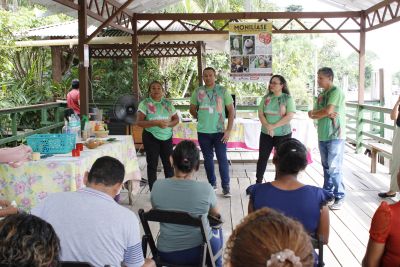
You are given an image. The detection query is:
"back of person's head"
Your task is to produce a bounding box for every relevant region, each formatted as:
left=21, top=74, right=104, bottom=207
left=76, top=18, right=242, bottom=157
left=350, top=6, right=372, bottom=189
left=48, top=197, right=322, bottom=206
left=273, top=138, right=308, bottom=175
left=88, top=156, right=125, bottom=186
left=225, top=208, right=314, bottom=267
left=318, top=67, right=334, bottom=81
left=0, top=213, right=60, bottom=267
left=71, top=79, right=79, bottom=89
left=172, top=140, right=200, bottom=174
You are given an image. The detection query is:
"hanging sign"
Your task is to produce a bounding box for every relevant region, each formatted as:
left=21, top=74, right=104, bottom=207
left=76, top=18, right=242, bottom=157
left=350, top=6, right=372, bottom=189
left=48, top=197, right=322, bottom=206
left=229, top=22, right=272, bottom=82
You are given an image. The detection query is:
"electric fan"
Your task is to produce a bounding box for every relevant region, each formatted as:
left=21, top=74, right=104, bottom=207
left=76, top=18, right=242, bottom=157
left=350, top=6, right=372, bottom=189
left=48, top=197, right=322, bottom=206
left=113, top=94, right=138, bottom=124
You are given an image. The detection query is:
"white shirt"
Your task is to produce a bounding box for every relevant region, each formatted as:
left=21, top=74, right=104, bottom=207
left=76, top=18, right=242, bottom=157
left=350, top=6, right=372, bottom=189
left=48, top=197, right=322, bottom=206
left=32, top=187, right=144, bottom=267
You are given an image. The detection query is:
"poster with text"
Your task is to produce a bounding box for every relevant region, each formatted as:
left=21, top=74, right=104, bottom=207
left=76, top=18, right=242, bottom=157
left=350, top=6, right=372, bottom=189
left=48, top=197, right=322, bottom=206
left=229, top=22, right=272, bottom=82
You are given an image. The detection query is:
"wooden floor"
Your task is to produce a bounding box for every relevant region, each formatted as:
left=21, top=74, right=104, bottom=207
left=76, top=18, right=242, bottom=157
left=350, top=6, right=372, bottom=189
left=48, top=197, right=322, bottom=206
left=120, top=146, right=397, bottom=267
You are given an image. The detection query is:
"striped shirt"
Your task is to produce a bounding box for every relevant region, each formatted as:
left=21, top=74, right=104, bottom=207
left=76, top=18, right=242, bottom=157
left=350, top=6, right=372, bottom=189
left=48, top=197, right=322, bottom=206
left=32, top=187, right=144, bottom=267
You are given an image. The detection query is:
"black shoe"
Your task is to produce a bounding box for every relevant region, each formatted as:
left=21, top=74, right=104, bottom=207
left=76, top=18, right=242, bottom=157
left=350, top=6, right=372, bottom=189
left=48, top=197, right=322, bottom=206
left=378, top=192, right=397, bottom=198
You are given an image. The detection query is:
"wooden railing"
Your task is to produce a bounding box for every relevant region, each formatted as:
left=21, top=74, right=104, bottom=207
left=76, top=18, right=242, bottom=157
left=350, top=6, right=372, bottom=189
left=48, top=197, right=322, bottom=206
left=0, top=102, right=65, bottom=146
left=345, top=101, right=394, bottom=158
left=0, top=100, right=395, bottom=157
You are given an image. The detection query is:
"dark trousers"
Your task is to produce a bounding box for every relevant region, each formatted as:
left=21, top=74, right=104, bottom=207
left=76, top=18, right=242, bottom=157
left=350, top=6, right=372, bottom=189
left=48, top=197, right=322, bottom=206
left=256, top=132, right=292, bottom=182
left=158, top=228, right=223, bottom=267
left=198, top=132, right=230, bottom=190
left=142, top=130, right=174, bottom=190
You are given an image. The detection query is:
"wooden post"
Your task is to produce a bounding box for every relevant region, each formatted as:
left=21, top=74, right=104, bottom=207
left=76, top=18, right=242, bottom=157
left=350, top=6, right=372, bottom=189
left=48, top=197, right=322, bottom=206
left=51, top=46, right=62, bottom=83
left=358, top=11, right=366, bottom=105
left=355, top=105, right=364, bottom=153
left=196, top=41, right=204, bottom=87
left=379, top=68, right=385, bottom=138
left=78, top=0, right=89, bottom=117
left=132, top=14, right=139, bottom=102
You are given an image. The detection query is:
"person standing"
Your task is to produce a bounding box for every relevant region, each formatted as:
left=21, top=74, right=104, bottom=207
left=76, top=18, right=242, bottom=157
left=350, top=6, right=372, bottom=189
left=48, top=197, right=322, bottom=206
left=66, top=79, right=80, bottom=115
left=189, top=67, right=235, bottom=197
left=378, top=96, right=400, bottom=198
left=137, top=81, right=179, bottom=191
left=308, top=67, right=346, bottom=210
left=255, top=75, right=296, bottom=184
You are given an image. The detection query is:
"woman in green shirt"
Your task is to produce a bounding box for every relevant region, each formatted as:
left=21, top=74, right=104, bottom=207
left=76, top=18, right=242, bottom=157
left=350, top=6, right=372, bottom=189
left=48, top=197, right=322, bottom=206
left=256, top=75, right=296, bottom=184
left=137, top=81, right=179, bottom=190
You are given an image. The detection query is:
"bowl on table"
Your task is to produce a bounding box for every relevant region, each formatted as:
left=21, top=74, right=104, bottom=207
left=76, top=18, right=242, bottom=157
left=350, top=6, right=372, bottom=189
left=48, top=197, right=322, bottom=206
left=94, top=130, right=109, bottom=138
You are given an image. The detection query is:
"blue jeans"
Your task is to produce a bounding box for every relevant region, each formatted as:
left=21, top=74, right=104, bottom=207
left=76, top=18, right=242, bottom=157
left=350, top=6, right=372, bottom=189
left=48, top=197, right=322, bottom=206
left=158, top=228, right=223, bottom=267
left=319, top=139, right=345, bottom=199
left=198, top=132, right=230, bottom=190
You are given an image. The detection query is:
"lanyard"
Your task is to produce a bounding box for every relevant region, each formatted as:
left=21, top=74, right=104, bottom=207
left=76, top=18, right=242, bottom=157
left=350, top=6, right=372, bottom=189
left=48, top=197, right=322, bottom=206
left=205, top=86, right=218, bottom=105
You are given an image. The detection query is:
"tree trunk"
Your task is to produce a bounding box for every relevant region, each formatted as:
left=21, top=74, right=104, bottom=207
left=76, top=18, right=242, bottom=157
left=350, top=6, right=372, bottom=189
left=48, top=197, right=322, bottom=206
left=1, top=0, right=8, bottom=10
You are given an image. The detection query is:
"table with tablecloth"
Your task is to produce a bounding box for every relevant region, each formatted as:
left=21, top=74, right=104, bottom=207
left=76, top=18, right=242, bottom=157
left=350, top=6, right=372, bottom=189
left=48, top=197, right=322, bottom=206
left=0, top=135, right=141, bottom=211
left=173, top=113, right=318, bottom=154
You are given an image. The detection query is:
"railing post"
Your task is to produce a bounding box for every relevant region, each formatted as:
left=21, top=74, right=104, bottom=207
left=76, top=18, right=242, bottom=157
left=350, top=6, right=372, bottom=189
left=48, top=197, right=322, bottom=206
left=55, top=107, right=63, bottom=123
left=41, top=108, right=49, bottom=125
left=355, top=104, right=364, bottom=153
left=11, top=113, right=17, bottom=137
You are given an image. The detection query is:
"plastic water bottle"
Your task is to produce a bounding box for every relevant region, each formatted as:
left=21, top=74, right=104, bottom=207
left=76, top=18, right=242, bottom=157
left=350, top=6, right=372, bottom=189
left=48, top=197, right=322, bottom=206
left=62, top=121, right=70, bottom=134
left=68, top=115, right=81, bottom=143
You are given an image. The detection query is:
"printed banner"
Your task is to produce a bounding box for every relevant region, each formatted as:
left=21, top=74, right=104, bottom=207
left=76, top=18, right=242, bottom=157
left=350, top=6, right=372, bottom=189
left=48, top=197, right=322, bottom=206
left=229, top=22, right=272, bottom=82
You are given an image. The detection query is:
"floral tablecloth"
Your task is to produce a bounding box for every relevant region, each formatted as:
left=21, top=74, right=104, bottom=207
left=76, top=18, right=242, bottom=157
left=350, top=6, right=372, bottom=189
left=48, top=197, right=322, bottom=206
left=173, top=115, right=318, bottom=152
left=0, top=135, right=141, bottom=211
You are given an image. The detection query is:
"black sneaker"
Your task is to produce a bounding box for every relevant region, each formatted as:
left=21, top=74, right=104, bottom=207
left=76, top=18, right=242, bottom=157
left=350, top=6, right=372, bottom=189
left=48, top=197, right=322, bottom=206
left=378, top=192, right=397, bottom=198
left=223, top=189, right=232, bottom=198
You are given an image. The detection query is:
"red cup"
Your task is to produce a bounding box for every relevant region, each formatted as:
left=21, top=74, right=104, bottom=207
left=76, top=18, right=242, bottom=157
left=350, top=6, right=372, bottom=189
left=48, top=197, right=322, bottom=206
left=76, top=143, right=84, bottom=151
left=72, top=149, right=80, bottom=157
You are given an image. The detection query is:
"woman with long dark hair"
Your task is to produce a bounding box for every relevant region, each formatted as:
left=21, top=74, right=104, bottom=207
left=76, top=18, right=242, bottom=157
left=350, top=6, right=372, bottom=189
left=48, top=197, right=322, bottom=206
left=255, top=75, right=296, bottom=184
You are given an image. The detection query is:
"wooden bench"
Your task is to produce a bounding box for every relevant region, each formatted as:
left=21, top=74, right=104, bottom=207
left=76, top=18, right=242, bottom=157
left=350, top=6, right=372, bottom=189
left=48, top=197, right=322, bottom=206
left=369, top=142, right=392, bottom=173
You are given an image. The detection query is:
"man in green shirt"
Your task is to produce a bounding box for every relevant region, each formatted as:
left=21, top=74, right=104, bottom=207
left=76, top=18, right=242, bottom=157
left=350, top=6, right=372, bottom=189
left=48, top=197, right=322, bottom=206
left=308, top=67, right=346, bottom=210
left=189, top=67, right=235, bottom=197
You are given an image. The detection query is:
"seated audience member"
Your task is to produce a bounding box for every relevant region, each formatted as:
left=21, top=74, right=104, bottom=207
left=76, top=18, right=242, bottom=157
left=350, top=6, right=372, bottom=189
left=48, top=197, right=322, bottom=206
left=0, top=213, right=60, bottom=267
left=32, top=156, right=154, bottom=267
left=225, top=207, right=314, bottom=267
left=151, top=140, right=223, bottom=266
left=248, top=138, right=333, bottom=245
left=362, top=168, right=400, bottom=267
left=0, top=200, right=18, bottom=218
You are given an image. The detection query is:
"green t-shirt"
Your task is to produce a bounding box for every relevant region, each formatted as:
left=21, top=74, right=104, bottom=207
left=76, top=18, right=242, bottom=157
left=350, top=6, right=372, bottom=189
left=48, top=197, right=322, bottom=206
left=138, top=97, right=176, bottom=141
left=151, top=179, right=217, bottom=252
left=258, top=93, right=296, bottom=136
left=315, top=86, right=346, bottom=141
left=190, top=84, right=233, bottom=133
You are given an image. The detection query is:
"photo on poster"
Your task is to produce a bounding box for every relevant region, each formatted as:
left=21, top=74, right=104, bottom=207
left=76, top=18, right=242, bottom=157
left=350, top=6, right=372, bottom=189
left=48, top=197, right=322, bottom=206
left=255, top=33, right=272, bottom=54
left=230, top=35, right=243, bottom=56
left=231, top=56, right=249, bottom=73
left=249, top=55, right=272, bottom=72
left=242, top=35, right=255, bottom=55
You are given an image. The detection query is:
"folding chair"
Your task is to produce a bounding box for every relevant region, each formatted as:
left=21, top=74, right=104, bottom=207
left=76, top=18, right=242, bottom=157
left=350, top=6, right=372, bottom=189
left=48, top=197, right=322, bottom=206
left=60, top=262, right=94, bottom=267
left=311, top=234, right=324, bottom=267
left=138, top=209, right=222, bottom=267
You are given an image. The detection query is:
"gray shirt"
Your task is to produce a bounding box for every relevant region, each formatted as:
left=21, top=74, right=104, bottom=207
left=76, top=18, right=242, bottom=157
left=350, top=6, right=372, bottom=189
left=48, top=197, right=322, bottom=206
left=32, top=187, right=144, bottom=267
left=151, top=179, right=217, bottom=252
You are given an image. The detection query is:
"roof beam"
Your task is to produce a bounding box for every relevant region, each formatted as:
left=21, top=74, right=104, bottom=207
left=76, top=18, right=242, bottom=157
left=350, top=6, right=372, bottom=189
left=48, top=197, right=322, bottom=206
left=86, top=0, right=136, bottom=43
left=135, top=11, right=361, bottom=20
left=365, top=0, right=400, bottom=31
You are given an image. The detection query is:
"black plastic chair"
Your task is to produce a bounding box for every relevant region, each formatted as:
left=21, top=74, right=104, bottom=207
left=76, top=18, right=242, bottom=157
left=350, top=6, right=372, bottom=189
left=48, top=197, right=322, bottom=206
left=60, top=262, right=94, bottom=267
left=0, top=262, right=93, bottom=267
left=138, top=209, right=222, bottom=267
left=311, top=234, right=324, bottom=267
